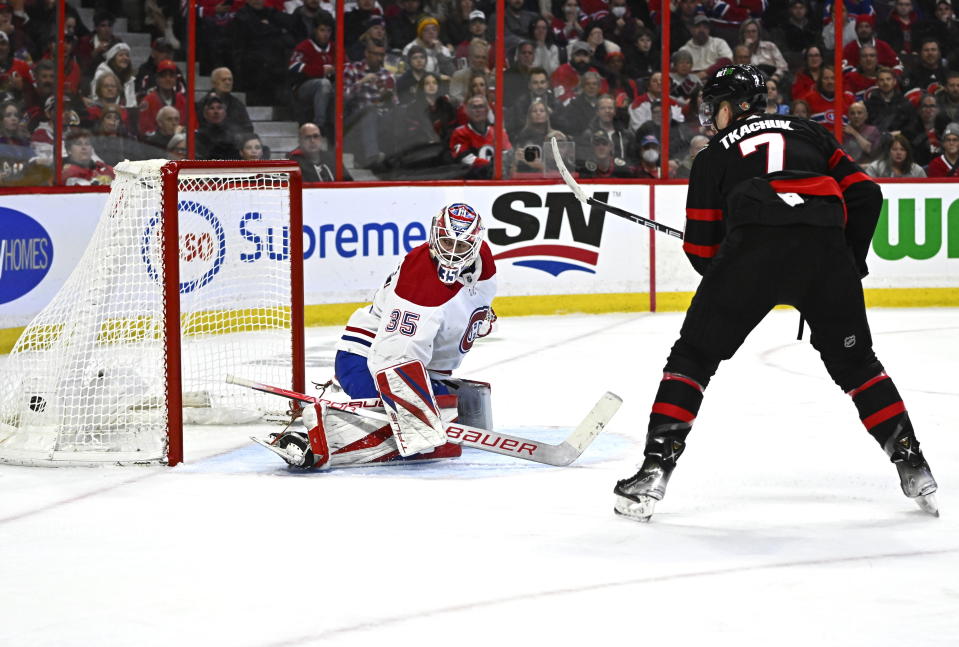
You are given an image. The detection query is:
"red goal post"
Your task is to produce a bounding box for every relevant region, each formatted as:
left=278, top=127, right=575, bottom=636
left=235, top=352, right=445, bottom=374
left=0, top=160, right=305, bottom=467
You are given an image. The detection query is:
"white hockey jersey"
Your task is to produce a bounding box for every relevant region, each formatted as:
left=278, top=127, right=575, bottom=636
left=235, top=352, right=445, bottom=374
left=335, top=242, right=497, bottom=376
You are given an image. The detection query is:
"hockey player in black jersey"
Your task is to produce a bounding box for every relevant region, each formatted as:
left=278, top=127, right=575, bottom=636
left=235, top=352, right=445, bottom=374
left=614, top=64, right=939, bottom=521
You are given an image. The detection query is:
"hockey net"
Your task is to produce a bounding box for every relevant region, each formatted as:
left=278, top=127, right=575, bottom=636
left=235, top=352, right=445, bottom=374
left=0, top=160, right=304, bottom=466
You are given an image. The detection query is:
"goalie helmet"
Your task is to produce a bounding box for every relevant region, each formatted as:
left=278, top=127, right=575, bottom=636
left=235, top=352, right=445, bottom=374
left=429, top=203, right=484, bottom=284
left=699, top=64, right=767, bottom=127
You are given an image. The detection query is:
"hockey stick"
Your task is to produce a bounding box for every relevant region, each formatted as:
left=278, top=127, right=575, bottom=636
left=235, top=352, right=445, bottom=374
left=226, top=375, right=622, bottom=467
left=549, top=137, right=684, bottom=239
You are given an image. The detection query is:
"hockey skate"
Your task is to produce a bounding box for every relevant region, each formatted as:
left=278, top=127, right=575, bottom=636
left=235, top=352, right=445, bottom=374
left=613, top=458, right=673, bottom=522
left=888, top=429, right=939, bottom=517
left=251, top=431, right=321, bottom=470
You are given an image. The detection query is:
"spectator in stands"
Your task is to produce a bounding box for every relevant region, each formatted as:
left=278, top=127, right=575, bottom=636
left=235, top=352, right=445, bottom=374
left=790, top=98, right=811, bottom=117
left=393, top=71, right=457, bottom=169
left=621, top=27, right=656, bottom=81
left=453, top=10, right=489, bottom=60
left=908, top=93, right=942, bottom=166
left=557, top=70, right=602, bottom=136
left=289, top=122, right=350, bottom=181
left=799, top=65, right=855, bottom=125
left=923, top=1, right=959, bottom=69
left=508, top=66, right=558, bottom=137
left=604, top=51, right=638, bottom=121
left=628, top=72, right=683, bottom=133
left=290, top=13, right=335, bottom=131
left=924, top=121, right=959, bottom=176
left=680, top=15, right=734, bottom=79
left=936, top=71, right=959, bottom=127
left=503, top=40, right=537, bottom=108
left=345, top=0, right=383, bottom=46
left=290, top=0, right=325, bottom=41
left=732, top=44, right=751, bottom=65
left=90, top=104, right=140, bottom=166
left=552, top=41, right=597, bottom=104
left=230, top=0, right=297, bottom=106
left=577, top=129, right=633, bottom=177
left=75, top=11, right=121, bottom=76
left=792, top=46, right=824, bottom=100
left=669, top=0, right=699, bottom=56
left=491, top=0, right=541, bottom=51
left=166, top=132, right=186, bottom=160
left=843, top=101, right=881, bottom=162
left=670, top=49, right=702, bottom=108
left=348, top=15, right=388, bottom=63
left=387, top=0, right=424, bottom=50
left=773, top=0, right=819, bottom=61
left=764, top=79, right=790, bottom=115
left=879, top=0, right=921, bottom=56
left=573, top=22, right=621, bottom=71
left=91, top=43, right=136, bottom=110
left=511, top=98, right=566, bottom=175
left=202, top=67, right=252, bottom=134
left=450, top=38, right=490, bottom=105
left=455, top=72, right=495, bottom=124
left=344, top=40, right=396, bottom=169
left=634, top=99, right=693, bottom=160
left=844, top=44, right=880, bottom=98
left=821, top=0, right=870, bottom=52
left=904, top=37, right=949, bottom=96
left=633, top=133, right=660, bottom=178
left=449, top=94, right=509, bottom=178
left=195, top=93, right=241, bottom=160
left=577, top=93, right=629, bottom=161
left=737, top=19, right=787, bottom=84
left=63, top=128, right=115, bottom=186
left=553, top=0, right=586, bottom=45
left=403, top=16, right=454, bottom=78
left=670, top=134, right=709, bottom=178
left=0, top=1, right=36, bottom=59
left=844, top=14, right=901, bottom=72
left=865, top=133, right=926, bottom=176
left=238, top=132, right=267, bottom=161
left=0, top=30, right=31, bottom=104
left=448, top=1, right=480, bottom=52
left=85, top=72, right=134, bottom=132
left=396, top=46, right=430, bottom=104
left=143, top=105, right=183, bottom=155
left=529, top=16, right=560, bottom=76
left=138, top=59, right=186, bottom=137
left=865, top=67, right=916, bottom=135
left=595, top=0, right=644, bottom=48
left=0, top=99, right=44, bottom=186
left=29, top=94, right=76, bottom=167
left=135, top=38, right=177, bottom=99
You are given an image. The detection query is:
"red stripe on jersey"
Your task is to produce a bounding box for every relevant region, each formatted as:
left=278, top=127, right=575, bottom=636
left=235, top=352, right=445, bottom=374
left=846, top=372, right=890, bottom=397
left=686, top=208, right=723, bottom=221
left=683, top=241, right=721, bottom=258
left=828, top=149, right=851, bottom=169
left=769, top=176, right=843, bottom=199
left=492, top=244, right=599, bottom=264
left=345, top=326, right=375, bottom=338
left=862, top=402, right=906, bottom=430
left=839, top=171, right=873, bottom=190
left=652, top=402, right=696, bottom=423
left=662, top=372, right=704, bottom=392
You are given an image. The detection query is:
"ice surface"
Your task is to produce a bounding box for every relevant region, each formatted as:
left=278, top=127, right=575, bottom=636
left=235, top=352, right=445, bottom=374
left=1, top=309, right=957, bottom=646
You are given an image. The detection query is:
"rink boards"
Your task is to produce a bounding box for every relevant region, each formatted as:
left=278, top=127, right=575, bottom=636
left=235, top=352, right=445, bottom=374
left=1, top=181, right=958, bottom=344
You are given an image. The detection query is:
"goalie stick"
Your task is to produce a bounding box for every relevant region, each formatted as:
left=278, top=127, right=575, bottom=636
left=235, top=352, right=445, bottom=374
left=549, top=137, right=684, bottom=239
left=226, top=375, right=622, bottom=467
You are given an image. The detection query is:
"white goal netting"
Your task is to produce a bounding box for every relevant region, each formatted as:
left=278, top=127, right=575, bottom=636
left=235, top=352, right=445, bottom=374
left=0, top=160, right=299, bottom=465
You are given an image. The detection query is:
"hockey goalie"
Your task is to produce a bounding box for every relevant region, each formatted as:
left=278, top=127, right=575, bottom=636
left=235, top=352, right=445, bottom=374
left=261, top=203, right=497, bottom=469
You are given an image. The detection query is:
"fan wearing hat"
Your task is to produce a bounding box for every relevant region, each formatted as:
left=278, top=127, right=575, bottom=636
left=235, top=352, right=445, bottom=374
left=137, top=59, right=186, bottom=137
left=195, top=92, right=241, bottom=160
left=135, top=38, right=178, bottom=97
left=402, top=15, right=454, bottom=78
left=90, top=42, right=137, bottom=109
left=678, top=14, right=733, bottom=79
left=453, top=10, right=489, bottom=60
left=842, top=13, right=902, bottom=70
left=550, top=40, right=605, bottom=104
left=577, top=129, right=633, bottom=178
left=349, top=14, right=388, bottom=62
left=925, top=121, right=959, bottom=177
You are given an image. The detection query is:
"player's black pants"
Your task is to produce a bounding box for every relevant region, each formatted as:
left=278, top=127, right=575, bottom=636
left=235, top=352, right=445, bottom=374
left=645, top=225, right=919, bottom=464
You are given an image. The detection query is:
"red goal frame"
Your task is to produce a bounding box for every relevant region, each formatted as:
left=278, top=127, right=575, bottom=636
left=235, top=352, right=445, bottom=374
left=159, top=160, right=305, bottom=465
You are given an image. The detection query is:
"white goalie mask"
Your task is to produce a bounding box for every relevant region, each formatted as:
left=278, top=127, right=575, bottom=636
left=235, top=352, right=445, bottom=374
left=429, top=203, right=484, bottom=284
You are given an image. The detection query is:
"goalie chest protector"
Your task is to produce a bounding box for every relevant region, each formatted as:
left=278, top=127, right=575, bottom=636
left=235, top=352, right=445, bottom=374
left=337, top=242, right=497, bottom=375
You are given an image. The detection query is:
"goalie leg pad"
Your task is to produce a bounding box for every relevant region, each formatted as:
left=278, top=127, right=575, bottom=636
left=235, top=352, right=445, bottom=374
left=375, top=360, right=448, bottom=457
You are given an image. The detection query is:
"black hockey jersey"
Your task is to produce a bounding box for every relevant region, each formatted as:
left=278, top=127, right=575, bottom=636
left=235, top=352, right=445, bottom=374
left=684, top=114, right=882, bottom=276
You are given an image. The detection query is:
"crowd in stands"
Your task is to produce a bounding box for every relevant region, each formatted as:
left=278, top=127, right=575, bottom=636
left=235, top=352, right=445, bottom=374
left=5, top=0, right=959, bottom=186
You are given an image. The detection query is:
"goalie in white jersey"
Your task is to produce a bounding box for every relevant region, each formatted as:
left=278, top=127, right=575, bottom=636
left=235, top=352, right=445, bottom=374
left=273, top=203, right=498, bottom=469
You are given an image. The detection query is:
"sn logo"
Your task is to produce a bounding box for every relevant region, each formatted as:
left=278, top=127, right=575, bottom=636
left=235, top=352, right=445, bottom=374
left=487, top=191, right=608, bottom=247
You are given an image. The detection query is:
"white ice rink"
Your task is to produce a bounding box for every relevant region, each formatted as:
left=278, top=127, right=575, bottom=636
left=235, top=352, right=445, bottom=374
left=1, top=308, right=957, bottom=646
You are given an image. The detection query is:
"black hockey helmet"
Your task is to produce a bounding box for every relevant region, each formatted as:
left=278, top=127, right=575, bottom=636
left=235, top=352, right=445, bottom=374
left=699, top=64, right=767, bottom=127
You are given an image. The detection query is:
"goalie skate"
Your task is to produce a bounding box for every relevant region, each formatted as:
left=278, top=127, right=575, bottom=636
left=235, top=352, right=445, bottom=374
left=251, top=432, right=325, bottom=470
